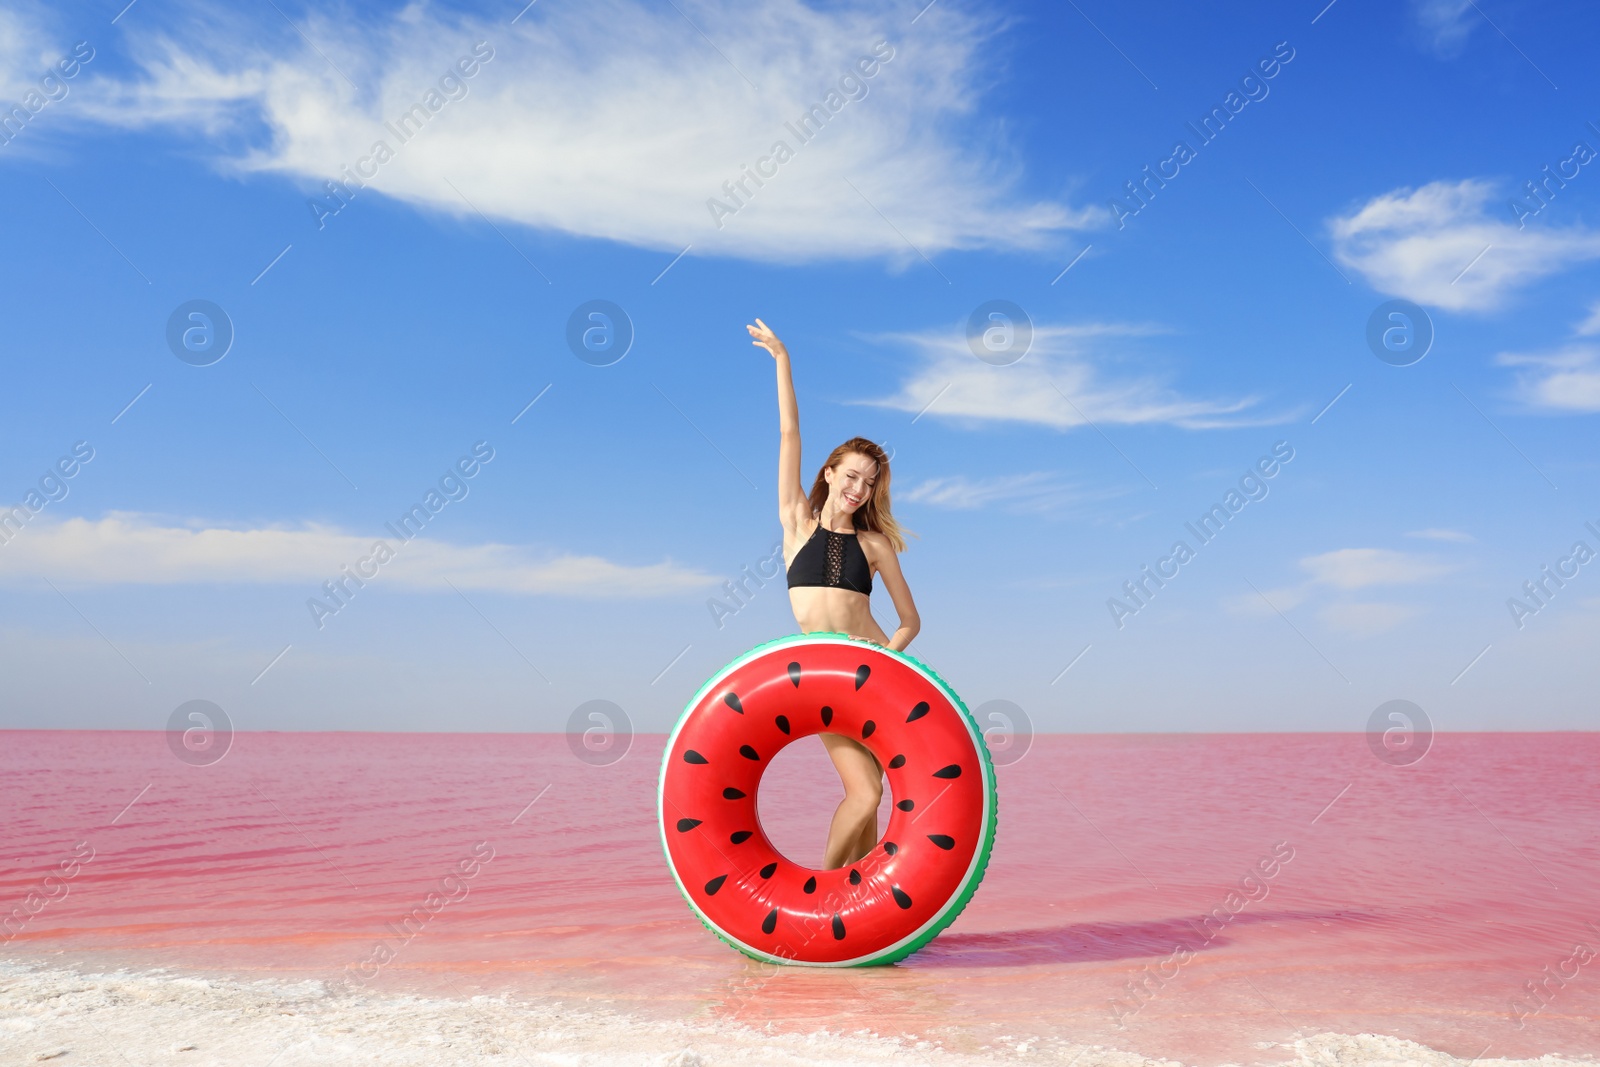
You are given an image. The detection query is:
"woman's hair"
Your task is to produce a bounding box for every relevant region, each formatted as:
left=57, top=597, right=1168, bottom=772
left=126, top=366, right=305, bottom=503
left=807, top=437, right=914, bottom=553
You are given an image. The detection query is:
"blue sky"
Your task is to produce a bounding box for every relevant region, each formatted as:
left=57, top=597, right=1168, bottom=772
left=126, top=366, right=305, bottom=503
left=1, top=0, right=1597, bottom=736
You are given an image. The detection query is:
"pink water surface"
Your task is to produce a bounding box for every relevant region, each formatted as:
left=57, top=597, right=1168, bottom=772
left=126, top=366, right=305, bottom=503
left=2, top=730, right=1597, bottom=1064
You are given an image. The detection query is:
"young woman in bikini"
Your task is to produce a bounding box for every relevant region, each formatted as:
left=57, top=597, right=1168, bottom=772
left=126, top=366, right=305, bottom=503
left=747, top=317, right=921, bottom=870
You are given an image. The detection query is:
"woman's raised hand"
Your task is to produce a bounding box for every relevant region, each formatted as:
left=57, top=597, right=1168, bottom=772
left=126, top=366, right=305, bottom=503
left=747, top=318, right=788, bottom=360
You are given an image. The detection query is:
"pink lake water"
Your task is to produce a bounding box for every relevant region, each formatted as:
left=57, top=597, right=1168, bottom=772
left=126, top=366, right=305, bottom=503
left=2, top=730, right=1597, bottom=1065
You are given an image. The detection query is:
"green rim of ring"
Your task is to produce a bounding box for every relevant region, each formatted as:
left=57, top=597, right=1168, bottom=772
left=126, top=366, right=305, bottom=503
left=657, top=631, right=999, bottom=967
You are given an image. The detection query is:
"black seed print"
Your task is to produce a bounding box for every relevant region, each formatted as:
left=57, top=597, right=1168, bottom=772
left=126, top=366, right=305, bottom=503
left=723, top=787, right=746, bottom=799
left=883, top=842, right=898, bottom=855
left=848, top=868, right=861, bottom=885
left=739, top=744, right=760, bottom=760
left=683, top=750, right=709, bottom=764
left=820, top=706, right=833, bottom=726
left=787, top=661, right=802, bottom=687
left=762, top=908, right=778, bottom=934
left=759, top=862, right=777, bottom=878
left=854, top=665, right=871, bottom=690
left=892, top=885, right=913, bottom=909
left=906, top=701, right=929, bottom=722
left=932, top=764, right=962, bottom=779
left=888, top=754, right=906, bottom=769
left=676, top=818, right=701, bottom=832
left=724, top=693, right=743, bottom=714
left=775, top=715, right=791, bottom=735
left=928, top=834, right=955, bottom=850
left=803, top=876, right=817, bottom=894
left=832, top=913, right=846, bottom=939
left=861, top=720, right=876, bottom=739
left=730, top=830, right=753, bottom=844
left=705, top=874, right=727, bottom=895
left=896, top=799, right=914, bottom=811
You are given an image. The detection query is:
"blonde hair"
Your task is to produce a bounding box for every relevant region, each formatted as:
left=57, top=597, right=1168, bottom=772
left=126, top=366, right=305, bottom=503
left=807, top=437, right=914, bottom=553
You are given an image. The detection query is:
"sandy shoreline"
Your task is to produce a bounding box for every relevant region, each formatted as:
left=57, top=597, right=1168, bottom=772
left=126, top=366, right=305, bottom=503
left=2, top=957, right=1595, bottom=1067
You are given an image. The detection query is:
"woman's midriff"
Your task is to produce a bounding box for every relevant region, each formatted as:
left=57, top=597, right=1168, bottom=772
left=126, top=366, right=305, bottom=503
left=790, top=588, right=887, bottom=775
left=788, top=587, right=890, bottom=647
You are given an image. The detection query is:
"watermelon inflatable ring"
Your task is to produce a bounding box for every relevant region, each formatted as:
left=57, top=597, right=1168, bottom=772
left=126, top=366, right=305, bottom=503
left=658, top=632, right=998, bottom=966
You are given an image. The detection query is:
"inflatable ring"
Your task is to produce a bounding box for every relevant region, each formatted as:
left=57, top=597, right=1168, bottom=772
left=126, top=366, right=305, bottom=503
left=658, top=632, right=997, bottom=966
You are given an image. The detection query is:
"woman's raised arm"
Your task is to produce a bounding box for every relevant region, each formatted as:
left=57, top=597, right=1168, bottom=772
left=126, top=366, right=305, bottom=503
left=748, top=318, right=809, bottom=529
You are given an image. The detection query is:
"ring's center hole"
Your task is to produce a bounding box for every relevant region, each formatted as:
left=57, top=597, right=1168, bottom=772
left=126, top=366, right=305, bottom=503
left=756, top=735, right=895, bottom=869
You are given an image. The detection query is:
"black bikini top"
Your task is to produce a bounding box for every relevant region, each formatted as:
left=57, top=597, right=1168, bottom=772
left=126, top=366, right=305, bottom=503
left=786, top=519, right=873, bottom=595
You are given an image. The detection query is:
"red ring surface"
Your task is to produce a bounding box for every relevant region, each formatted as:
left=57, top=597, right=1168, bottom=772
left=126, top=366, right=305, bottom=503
left=659, top=636, right=990, bottom=965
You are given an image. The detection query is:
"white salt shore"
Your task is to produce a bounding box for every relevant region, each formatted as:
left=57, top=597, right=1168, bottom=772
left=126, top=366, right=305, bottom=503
left=1, top=958, right=1594, bottom=1067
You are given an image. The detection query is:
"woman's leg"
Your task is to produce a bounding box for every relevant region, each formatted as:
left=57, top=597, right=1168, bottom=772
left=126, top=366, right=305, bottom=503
left=852, top=785, right=882, bottom=860
left=819, top=733, right=883, bottom=868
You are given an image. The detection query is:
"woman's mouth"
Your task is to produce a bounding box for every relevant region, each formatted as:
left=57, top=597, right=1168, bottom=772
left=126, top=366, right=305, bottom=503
left=843, top=493, right=861, bottom=506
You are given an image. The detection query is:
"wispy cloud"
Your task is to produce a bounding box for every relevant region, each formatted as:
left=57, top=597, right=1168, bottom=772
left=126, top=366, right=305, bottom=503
left=1409, top=0, right=1477, bottom=57
left=1406, top=527, right=1476, bottom=543
left=1494, top=345, right=1600, bottom=414
left=1233, top=584, right=1312, bottom=614
left=1329, top=179, right=1600, bottom=311
left=856, top=321, right=1294, bottom=431
left=1299, top=547, right=1457, bottom=589
left=1576, top=301, right=1600, bottom=336
left=1229, top=547, right=1456, bottom=634
left=1317, top=601, right=1423, bottom=637
left=51, top=0, right=1096, bottom=265
left=0, top=513, right=717, bottom=597
left=897, top=472, right=1128, bottom=514
left=0, top=8, right=46, bottom=102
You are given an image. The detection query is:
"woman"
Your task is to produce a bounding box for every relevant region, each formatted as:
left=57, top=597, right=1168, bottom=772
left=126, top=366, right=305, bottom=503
left=747, top=317, right=921, bottom=870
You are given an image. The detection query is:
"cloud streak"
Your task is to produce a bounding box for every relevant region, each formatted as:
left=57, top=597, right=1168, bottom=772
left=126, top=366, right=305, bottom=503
left=1495, top=345, right=1600, bottom=414
left=857, top=321, right=1293, bottom=431
left=1317, top=601, right=1424, bottom=637
left=0, top=513, right=718, bottom=597
left=55, top=0, right=1094, bottom=265
left=1406, top=528, right=1476, bottom=543
left=1329, top=179, right=1600, bottom=311
left=1297, top=547, right=1456, bottom=590
left=1575, top=301, right=1600, bottom=336
left=1409, top=0, right=1478, bottom=57
left=1227, top=547, right=1458, bottom=635
left=898, top=472, right=1130, bottom=514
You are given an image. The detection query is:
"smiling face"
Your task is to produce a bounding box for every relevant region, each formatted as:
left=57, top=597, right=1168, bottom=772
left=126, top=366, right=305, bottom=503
left=825, top=451, right=879, bottom=516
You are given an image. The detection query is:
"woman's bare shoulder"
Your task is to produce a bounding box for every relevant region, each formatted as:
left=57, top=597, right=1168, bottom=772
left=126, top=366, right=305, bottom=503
left=857, top=529, right=894, bottom=558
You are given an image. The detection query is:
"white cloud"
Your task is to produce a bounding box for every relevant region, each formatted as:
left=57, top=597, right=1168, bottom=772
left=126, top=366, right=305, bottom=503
left=1494, top=345, right=1600, bottom=413
left=1328, top=179, right=1600, bottom=311
left=1574, top=301, right=1600, bottom=336
left=0, top=10, right=42, bottom=102
left=0, top=8, right=74, bottom=101
left=1228, top=547, right=1453, bottom=626
left=1410, top=0, right=1477, bottom=57
left=0, top=8, right=102, bottom=157
left=897, top=472, right=1127, bottom=514
left=856, top=321, right=1292, bottom=430
left=1318, top=601, right=1422, bottom=637
left=55, top=0, right=1094, bottom=265
left=0, top=513, right=716, bottom=597
left=1298, top=548, right=1455, bottom=589
left=1406, top=528, right=1476, bottom=543
left=1223, top=584, right=1312, bottom=617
